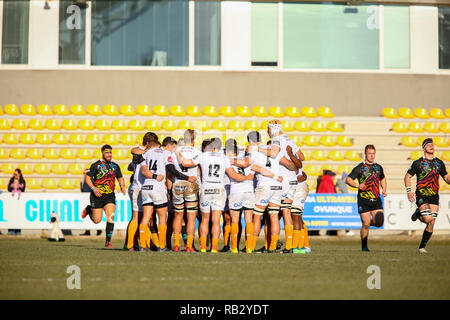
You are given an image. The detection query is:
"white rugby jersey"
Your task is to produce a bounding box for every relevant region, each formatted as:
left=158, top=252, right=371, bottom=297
left=248, top=145, right=282, bottom=187
left=173, top=146, right=201, bottom=182
left=142, top=147, right=166, bottom=188
left=228, top=150, right=254, bottom=194
left=130, top=145, right=146, bottom=190
left=272, top=134, right=302, bottom=182
left=199, top=151, right=231, bottom=188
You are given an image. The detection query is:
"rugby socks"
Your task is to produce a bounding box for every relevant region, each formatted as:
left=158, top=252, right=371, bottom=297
left=212, top=238, right=219, bottom=252
left=419, top=230, right=432, bottom=249
left=126, top=220, right=138, bottom=249
left=361, top=237, right=368, bottom=251
left=303, top=224, right=310, bottom=248
left=174, top=233, right=181, bottom=248
left=245, top=223, right=253, bottom=250
left=139, top=224, right=150, bottom=248
left=292, top=230, right=301, bottom=249
left=223, top=224, right=231, bottom=247
left=187, top=235, right=194, bottom=249
left=269, top=234, right=279, bottom=251
left=200, top=236, right=207, bottom=251
left=181, top=225, right=188, bottom=245
left=150, top=226, right=160, bottom=248
left=105, top=222, right=114, bottom=243
left=158, top=224, right=167, bottom=249
left=285, top=224, right=294, bottom=250
left=231, top=223, right=239, bottom=251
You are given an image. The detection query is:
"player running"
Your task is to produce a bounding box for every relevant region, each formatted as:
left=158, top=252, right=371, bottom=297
left=404, top=138, right=450, bottom=253
left=82, top=144, right=126, bottom=248
left=346, top=145, right=387, bottom=252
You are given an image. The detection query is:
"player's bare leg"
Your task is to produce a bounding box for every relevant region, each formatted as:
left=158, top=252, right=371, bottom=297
left=103, top=203, right=116, bottom=248
left=139, top=205, right=154, bottom=250
left=244, top=209, right=254, bottom=253
left=230, top=209, right=241, bottom=253
left=268, top=205, right=281, bottom=252
left=156, top=206, right=169, bottom=251
left=221, top=211, right=231, bottom=252
left=199, top=211, right=210, bottom=252
left=172, top=207, right=184, bottom=252
left=281, top=199, right=294, bottom=253
left=125, top=209, right=140, bottom=250
left=211, top=210, right=222, bottom=252
left=185, top=201, right=198, bottom=252
left=252, top=205, right=266, bottom=252
left=417, top=203, right=438, bottom=253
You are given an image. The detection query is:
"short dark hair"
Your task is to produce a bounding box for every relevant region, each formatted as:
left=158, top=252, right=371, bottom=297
left=143, top=132, right=158, bottom=146
left=184, top=129, right=196, bottom=145
left=422, top=138, right=433, bottom=149
left=101, top=144, right=112, bottom=153
left=364, top=144, right=376, bottom=153
left=162, top=136, right=177, bottom=147
left=247, top=131, right=261, bottom=143
left=225, top=138, right=238, bottom=155
left=209, top=137, right=222, bottom=150
left=201, top=138, right=211, bottom=152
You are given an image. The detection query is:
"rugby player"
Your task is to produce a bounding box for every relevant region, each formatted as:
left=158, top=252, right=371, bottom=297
left=346, top=145, right=387, bottom=252
left=404, top=138, right=450, bottom=253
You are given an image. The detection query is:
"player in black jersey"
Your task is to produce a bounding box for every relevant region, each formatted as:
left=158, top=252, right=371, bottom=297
left=346, top=145, right=387, bottom=252
left=404, top=138, right=450, bottom=253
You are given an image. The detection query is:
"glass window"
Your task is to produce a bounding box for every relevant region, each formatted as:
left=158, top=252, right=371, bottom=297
left=439, top=7, right=450, bottom=69
left=251, top=2, right=278, bottom=66
left=384, top=5, right=409, bottom=69
left=195, top=1, right=220, bottom=65
left=283, top=3, right=379, bottom=69
left=91, top=0, right=188, bottom=66
left=59, top=0, right=86, bottom=64
left=1, top=0, right=30, bottom=64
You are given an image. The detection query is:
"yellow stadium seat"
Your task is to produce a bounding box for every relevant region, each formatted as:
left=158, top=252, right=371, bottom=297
left=219, top=105, right=235, bottom=117
left=409, top=150, right=423, bottom=160
left=17, top=163, right=33, bottom=175
left=45, top=119, right=60, bottom=130
left=4, top=104, right=20, bottom=115
left=53, top=104, right=69, bottom=115
left=301, top=106, right=317, bottom=118
left=112, top=149, right=127, bottom=160
left=445, top=108, right=450, bottom=118
left=327, top=121, right=344, bottom=132
left=336, top=136, right=353, bottom=147
left=169, top=105, right=185, bottom=117
left=408, top=122, right=424, bottom=133
left=289, top=135, right=302, bottom=146
left=306, top=179, right=317, bottom=191
left=320, top=165, right=336, bottom=173
left=103, top=104, right=119, bottom=116
left=162, top=120, right=177, bottom=131
left=414, top=108, right=429, bottom=119
left=0, top=106, right=3, bottom=115
left=311, top=150, right=327, bottom=161
left=111, top=120, right=128, bottom=131
left=0, top=148, right=9, bottom=159
left=3, top=134, right=18, bottom=145
left=145, top=120, right=161, bottom=131
left=95, top=119, right=111, bottom=131
left=211, top=120, right=226, bottom=131
left=77, top=149, right=92, bottom=160
left=42, top=178, right=58, bottom=190
left=177, top=120, right=193, bottom=130
left=35, top=163, right=51, bottom=174
left=303, top=165, right=321, bottom=176
left=10, top=148, right=26, bottom=159
left=20, top=104, right=36, bottom=115
left=120, top=104, right=136, bottom=116
left=260, top=121, right=269, bottom=130
left=42, top=149, right=59, bottom=159
left=245, top=120, right=259, bottom=131
left=252, top=106, right=268, bottom=117
left=68, top=163, right=84, bottom=175
left=400, top=136, right=417, bottom=147
left=19, top=134, right=35, bottom=145
left=53, top=134, right=68, bottom=145
left=235, top=135, right=247, bottom=147
left=59, top=178, right=77, bottom=190
left=310, top=121, right=327, bottom=132
left=328, top=150, right=345, bottom=161
left=70, top=104, right=86, bottom=115
left=319, top=136, right=336, bottom=147
left=236, top=105, right=251, bottom=117
left=28, top=119, right=44, bottom=130
left=294, top=121, right=309, bottom=132
left=423, top=122, right=439, bottom=133
left=27, top=178, right=41, bottom=190
left=1, top=163, right=15, bottom=174
left=268, top=106, right=284, bottom=117
left=302, top=151, right=311, bottom=161
left=0, top=119, right=10, bottom=130
left=185, top=105, right=202, bottom=117
left=12, top=119, right=27, bottom=130
left=86, top=134, right=103, bottom=145
left=282, top=121, right=294, bottom=132
left=128, top=120, right=144, bottom=131
left=203, top=105, right=219, bottom=117
left=192, top=120, right=210, bottom=131
left=153, top=105, right=169, bottom=116
left=78, top=119, right=94, bottom=131
left=51, top=163, right=67, bottom=174
left=429, top=108, right=445, bottom=119
left=441, top=151, right=450, bottom=161
left=0, top=178, right=7, bottom=189
left=285, top=106, right=301, bottom=118
left=398, top=107, right=414, bottom=119
left=302, top=136, right=319, bottom=146
left=86, top=104, right=103, bottom=116
left=439, top=122, right=450, bottom=133
left=60, top=149, right=76, bottom=160
left=433, top=136, right=447, bottom=147
left=62, top=119, right=78, bottom=130
left=345, top=151, right=362, bottom=161
left=391, top=122, right=408, bottom=133
left=103, top=134, right=119, bottom=145
left=120, top=134, right=136, bottom=146
left=37, top=104, right=53, bottom=115
left=336, top=165, right=352, bottom=175
left=317, top=106, right=334, bottom=118
left=382, top=107, right=399, bottom=119
left=228, top=120, right=243, bottom=131
left=136, top=105, right=152, bottom=116
left=69, top=134, right=85, bottom=145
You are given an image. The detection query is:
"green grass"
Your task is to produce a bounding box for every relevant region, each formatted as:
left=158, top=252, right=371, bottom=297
left=1, top=236, right=449, bottom=300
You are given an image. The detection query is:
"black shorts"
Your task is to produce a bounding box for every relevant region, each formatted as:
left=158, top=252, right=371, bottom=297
left=357, top=197, right=383, bottom=214
left=416, top=194, right=439, bottom=207
left=90, top=192, right=116, bottom=209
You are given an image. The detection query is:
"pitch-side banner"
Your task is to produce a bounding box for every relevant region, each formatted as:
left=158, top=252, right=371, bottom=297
left=0, top=193, right=449, bottom=230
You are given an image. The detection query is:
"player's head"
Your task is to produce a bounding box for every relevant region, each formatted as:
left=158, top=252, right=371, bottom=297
left=177, top=138, right=185, bottom=147
left=364, top=144, right=376, bottom=163
left=101, top=144, right=113, bottom=162
left=184, top=129, right=196, bottom=146
left=267, top=120, right=283, bottom=138
left=162, top=136, right=177, bottom=152
left=201, top=138, right=211, bottom=152
left=207, top=137, right=222, bottom=151
left=422, top=138, right=434, bottom=154
left=143, top=132, right=158, bottom=147
left=225, top=138, right=238, bottom=157
left=247, top=131, right=261, bottom=146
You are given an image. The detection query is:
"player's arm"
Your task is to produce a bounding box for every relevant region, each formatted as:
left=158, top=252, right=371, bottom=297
left=85, top=164, right=102, bottom=197
left=117, top=177, right=126, bottom=195
left=226, top=167, right=251, bottom=182
left=296, top=148, right=306, bottom=162
left=231, top=156, right=253, bottom=168
left=131, top=146, right=146, bottom=156
left=404, top=173, right=415, bottom=202
left=438, top=160, right=450, bottom=184
left=258, top=144, right=280, bottom=158
left=286, top=145, right=302, bottom=169
left=166, top=163, right=196, bottom=182
left=141, top=164, right=164, bottom=182
left=280, top=156, right=297, bottom=172
left=297, top=171, right=307, bottom=183
left=380, top=177, right=387, bottom=197
left=250, top=164, right=283, bottom=182
left=175, top=150, right=197, bottom=168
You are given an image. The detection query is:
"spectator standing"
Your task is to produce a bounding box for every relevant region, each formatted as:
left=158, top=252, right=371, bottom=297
left=7, top=169, right=25, bottom=235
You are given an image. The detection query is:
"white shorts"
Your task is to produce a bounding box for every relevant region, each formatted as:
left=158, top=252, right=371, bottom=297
left=199, top=186, right=226, bottom=213
left=292, top=181, right=309, bottom=210
left=172, top=180, right=199, bottom=205
left=255, top=185, right=283, bottom=207
left=128, top=187, right=143, bottom=212
left=229, top=191, right=255, bottom=211
left=281, top=180, right=298, bottom=202
left=141, top=185, right=168, bottom=208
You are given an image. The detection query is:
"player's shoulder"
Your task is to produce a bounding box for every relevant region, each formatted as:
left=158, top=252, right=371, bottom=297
left=110, top=161, right=121, bottom=169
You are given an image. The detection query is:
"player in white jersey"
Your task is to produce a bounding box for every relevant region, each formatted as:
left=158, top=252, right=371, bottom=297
left=221, top=163, right=232, bottom=252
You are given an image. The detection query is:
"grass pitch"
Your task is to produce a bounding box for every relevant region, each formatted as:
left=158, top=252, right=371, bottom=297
left=1, top=235, right=449, bottom=300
